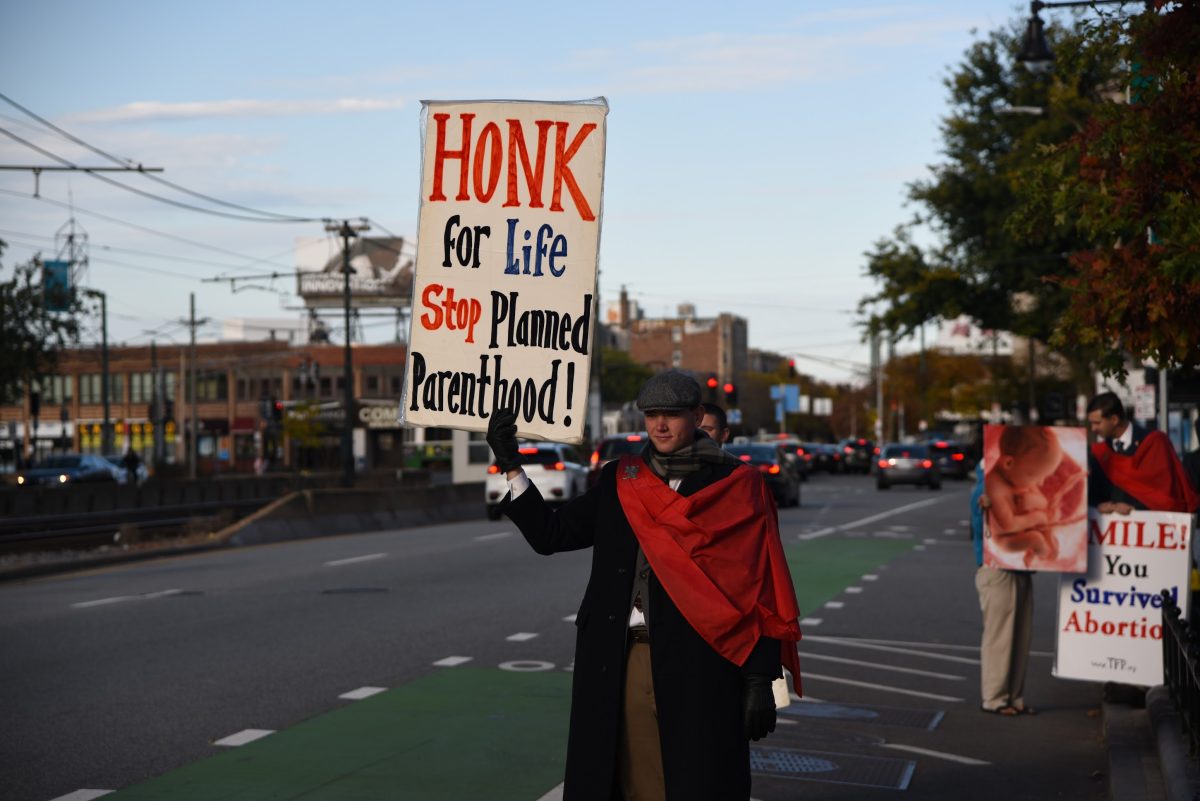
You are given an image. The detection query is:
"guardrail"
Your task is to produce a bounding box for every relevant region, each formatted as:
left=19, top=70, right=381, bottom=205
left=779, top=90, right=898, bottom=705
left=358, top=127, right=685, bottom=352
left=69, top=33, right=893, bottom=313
left=1161, top=589, right=1200, bottom=755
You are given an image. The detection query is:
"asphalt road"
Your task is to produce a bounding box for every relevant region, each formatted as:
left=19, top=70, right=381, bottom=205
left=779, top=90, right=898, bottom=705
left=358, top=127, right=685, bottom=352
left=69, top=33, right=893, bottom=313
left=0, top=472, right=1107, bottom=801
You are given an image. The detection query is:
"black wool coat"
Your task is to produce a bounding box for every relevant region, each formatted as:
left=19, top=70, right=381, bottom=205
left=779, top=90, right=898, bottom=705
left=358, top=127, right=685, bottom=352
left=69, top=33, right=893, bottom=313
left=503, top=457, right=780, bottom=801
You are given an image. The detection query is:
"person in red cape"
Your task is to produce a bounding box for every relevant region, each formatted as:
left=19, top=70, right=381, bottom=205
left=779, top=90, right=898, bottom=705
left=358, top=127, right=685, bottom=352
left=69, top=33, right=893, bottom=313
left=1086, top=392, right=1200, bottom=515
left=488, top=370, right=803, bottom=801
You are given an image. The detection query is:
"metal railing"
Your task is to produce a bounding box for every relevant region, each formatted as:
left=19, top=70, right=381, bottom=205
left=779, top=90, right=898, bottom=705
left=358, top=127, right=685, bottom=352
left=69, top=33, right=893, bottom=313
left=1162, top=589, right=1200, bottom=755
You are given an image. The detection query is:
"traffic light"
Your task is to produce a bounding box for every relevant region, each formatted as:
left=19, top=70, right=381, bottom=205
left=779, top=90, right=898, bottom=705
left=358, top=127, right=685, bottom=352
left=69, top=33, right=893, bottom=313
left=706, top=374, right=718, bottom=390
left=788, top=359, right=797, bottom=378
left=723, top=382, right=738, bottom=406
left=273, top=399, right=284, bottom=423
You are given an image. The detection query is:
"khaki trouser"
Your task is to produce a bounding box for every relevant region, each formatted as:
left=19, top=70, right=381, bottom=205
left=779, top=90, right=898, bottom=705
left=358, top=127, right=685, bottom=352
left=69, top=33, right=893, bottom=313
left=975, top=566, right=1033, bottom=710
left=617, top=642, right=665, bottom=801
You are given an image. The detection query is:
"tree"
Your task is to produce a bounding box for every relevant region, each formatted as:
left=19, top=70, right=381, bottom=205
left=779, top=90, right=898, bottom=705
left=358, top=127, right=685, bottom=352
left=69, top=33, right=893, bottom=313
left=599, top=348, right=653, bottom=405
left=859, top=16, right=1123, bottom=353
left=1011, top=0, right=1200, bottom=374
left=0, top=242, right=88, bottom=405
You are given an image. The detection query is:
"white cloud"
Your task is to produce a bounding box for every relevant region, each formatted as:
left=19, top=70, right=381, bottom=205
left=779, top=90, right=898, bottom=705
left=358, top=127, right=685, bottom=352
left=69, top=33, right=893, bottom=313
left=69, top=97, right=406, bottom=124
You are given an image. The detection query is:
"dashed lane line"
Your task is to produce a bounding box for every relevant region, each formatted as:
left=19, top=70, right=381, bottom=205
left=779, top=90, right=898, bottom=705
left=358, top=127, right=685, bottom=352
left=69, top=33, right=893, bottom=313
left=844, top=586, right=863, bottom=594
left=882, top=743, right=990, bottom=766
left=432, top=656, right=473, bottom=667
left=48, top=792, right=113, bottom=801
left=213, top=729, right=274, bottom=747
left=71, top=589, right=182, bottom=608
left=824, top=601, right=845, bottom=609
left=800, top=617, right=823, bottom=627
left=800, top=651, right=966, bottom=681
left=324, top=553, right=387, bottom=567
left=474, top=531, right=514, bottom=542
left=802, top=672, right=964, bottom=702
left=562, top=614, right=577, bottom=623
left=861, top=574, right=879, bottom=581
left=507, top=632, right=539, bottom=642
left=797, top=496, right=956, bottom=541
left=339, top=686, right=386, bottom=700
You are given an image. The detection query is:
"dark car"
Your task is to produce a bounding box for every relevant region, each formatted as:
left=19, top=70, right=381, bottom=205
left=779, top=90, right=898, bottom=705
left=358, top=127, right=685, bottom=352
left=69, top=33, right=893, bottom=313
left=16, top=454, right=118, bottom=487
left=928, top=440, right=972, bottom=480
left=838, top=438, right=876, bottom=474
left=876, top=443, right=941, bottom=490
left=804, top=442, right=839, bottom=474
left=588, top=432, right=648, bottom=487
left=773, top=438, right=810, bottom=481
left=726, top=443, right=801, bottom=507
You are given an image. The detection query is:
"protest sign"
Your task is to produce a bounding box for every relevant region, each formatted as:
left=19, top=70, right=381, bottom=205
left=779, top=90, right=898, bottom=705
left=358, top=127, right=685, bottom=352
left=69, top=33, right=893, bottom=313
left=400, top=98, right=608, bottom=445
left=1054, top=510, right=1193, bottom=686
left=982, top=424, right=1089, bottom=572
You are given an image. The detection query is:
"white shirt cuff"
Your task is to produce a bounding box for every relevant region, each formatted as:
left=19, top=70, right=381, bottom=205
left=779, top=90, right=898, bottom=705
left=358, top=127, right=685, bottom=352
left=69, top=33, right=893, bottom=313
left=507, top=470, right=531, bottom=499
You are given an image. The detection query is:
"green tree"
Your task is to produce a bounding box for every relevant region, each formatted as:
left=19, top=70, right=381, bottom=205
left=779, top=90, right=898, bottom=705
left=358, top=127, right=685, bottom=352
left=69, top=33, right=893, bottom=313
left=1011, top=0, right=1200, bottom=374
left=859, top=16, right=1122, bottom=352
left=599, top=347, right=653, bottom=404
left=0, top=243, right=88, bottom=405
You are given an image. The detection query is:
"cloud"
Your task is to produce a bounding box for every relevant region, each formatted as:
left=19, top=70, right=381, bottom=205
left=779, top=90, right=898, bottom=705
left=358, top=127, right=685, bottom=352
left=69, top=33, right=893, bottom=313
left=69, top=97, right=406, bottom=124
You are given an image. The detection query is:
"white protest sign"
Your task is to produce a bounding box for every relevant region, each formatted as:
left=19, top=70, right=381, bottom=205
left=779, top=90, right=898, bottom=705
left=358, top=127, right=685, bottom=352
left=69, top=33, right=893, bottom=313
left=1054, top=509, right=1193, bottom=686
left=401, top=99, right=608, bottom=444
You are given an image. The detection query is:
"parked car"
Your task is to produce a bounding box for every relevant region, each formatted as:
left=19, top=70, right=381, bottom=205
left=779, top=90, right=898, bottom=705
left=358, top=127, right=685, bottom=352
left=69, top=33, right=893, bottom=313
left=876, top=443, right=941, bottom=490
left=16, top=454, right=118, bottom=487
left=838, top=438, right=876, bottom=474
left=103, top=455, right=149, bottom=486
left=726, top=443, right=801, bottom=507
left=588, top=432, right=648, bottom=487
left=928, top=440, right=972, bottom=480
left=485, top=442, right=589, bottom=520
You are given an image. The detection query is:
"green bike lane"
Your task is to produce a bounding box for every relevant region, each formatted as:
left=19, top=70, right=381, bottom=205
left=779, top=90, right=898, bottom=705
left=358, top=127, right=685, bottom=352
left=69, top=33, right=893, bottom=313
left=95, top=534, right=916, bottom=801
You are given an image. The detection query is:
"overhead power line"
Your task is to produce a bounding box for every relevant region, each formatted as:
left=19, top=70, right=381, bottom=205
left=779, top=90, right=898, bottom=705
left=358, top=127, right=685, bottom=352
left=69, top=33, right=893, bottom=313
left=0, top=91, right=321, bottom=224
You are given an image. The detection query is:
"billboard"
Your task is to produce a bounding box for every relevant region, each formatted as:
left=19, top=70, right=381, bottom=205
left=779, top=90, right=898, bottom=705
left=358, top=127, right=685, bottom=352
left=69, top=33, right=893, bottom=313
left=400, top=98, right=608, bottom=445
left=296, top=236, right=413, bottom=308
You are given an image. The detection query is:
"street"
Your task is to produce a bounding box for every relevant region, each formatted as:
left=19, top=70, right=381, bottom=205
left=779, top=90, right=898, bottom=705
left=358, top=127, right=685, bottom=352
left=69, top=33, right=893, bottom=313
left=0, top=473, right=1107, bottom=801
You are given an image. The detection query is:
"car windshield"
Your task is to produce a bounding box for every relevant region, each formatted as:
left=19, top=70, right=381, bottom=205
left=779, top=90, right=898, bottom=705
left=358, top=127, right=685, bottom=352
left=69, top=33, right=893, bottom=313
left=726, top=444, right=778, bottom=465
left=41, top=456, right=82, bottom=468
left=598, top=436, right=646, bottom=460
left=883, top=444, right=928, bottom=459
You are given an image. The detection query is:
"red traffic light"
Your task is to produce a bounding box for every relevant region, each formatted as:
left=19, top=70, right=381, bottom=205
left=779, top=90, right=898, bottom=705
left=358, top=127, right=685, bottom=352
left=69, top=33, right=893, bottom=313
left=723, top=382, right=734, bottom=394
left=706, top=375, right=719, bottom=389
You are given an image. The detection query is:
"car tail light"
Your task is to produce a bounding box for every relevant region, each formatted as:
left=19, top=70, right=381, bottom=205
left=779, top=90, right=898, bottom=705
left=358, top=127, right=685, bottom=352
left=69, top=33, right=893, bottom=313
left=857, top=439, right=866, bottom=445
left=487, top=465, right=500, bottom=474
left=757, top=464, right=780, bottom=474
left=552, top=462, right=565, bottom=471
left=832, top=453, right=841, bottom=460
left=518, top=447, right=539, bottom=455
left=922, top=459, right=933, bottom=468
left=590, top=450, right=600, bottom=465
left=843, top=446, right=853, bottom=454
left=873, top=446, right=880, bottom=455
left=739, top=454, right=752, bottom=462
left=626, top=434, right=643, bottom=442
left=936, top=440, right=948, bottom=447
left=878, top=459, right=889, bottom=469
left=952, top=453, right=965, bottom=461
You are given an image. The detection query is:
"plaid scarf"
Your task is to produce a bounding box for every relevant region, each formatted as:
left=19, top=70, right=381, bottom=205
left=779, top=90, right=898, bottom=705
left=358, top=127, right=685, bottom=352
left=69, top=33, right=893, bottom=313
left=642, top=430, right=743, bottom=481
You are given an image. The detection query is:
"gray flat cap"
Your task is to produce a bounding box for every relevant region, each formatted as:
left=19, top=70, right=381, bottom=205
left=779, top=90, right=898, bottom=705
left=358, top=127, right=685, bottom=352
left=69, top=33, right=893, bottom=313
left=636, top=370, right=702, bottom=411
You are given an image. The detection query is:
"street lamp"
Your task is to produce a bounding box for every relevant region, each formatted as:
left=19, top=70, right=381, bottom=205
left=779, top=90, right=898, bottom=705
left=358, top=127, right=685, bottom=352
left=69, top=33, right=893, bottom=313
left=1018, top=0, right=1133, bottom=73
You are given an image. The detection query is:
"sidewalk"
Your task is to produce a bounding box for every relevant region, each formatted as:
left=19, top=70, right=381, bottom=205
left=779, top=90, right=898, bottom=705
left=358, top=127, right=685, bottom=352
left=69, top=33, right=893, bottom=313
left=1105, top=687, right=1200, bottom=801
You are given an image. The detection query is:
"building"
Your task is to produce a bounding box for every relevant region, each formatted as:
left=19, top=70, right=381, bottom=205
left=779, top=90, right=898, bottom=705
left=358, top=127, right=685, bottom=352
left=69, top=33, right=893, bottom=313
left=627, top=305, right=748, bottom=388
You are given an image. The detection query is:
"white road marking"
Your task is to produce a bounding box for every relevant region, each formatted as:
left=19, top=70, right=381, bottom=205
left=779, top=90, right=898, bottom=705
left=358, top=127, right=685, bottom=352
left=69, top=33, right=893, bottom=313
left=824, top=601, right=845, bottom=609
left=800, top=652, right=965, bottom=681
left=883, top=743, right=990, bottom=765
left=798, top=496, right=953, bottom=541
left=535, top=784, right=564, bottom=801
left=214, top=729, right=274, bottom=747
left=861, top=574, right=879, bottom=581
left=805, top=636, right=980, bottom=665
left=433, top=656, right=473, bottom=667
left=944, top=528, right=958, bottom=534
left=889, top=525, right=915, bottom=532
left=499, top=660, right=555, bottom=672
left=474, top=531, right=513, bottom=542
left=324, top=553, right=387, bottom=567
left=958, top=519, right=971, bottom=526
left=507, top=632, right=539, bottom=642
left=562, top=614, right=577, bottom=623
left=914, top=545, right=927, bottom=551
left=339, top=686, right=386, bottom=700
left=923, top=538, right=938, bottom=544
left=800, top=617, right=823, bottom=627
left=802, top=672, right=964, bottom=702
left=48, top=792, right=114, bottom=801
left=72, top=589, right=182, bottom=608
left=844, top=586, right=863, bottom=594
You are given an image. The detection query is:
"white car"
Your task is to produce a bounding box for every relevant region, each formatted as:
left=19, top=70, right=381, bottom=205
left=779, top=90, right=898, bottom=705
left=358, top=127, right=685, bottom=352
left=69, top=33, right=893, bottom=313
left=485, top=441, right=589, bottom=520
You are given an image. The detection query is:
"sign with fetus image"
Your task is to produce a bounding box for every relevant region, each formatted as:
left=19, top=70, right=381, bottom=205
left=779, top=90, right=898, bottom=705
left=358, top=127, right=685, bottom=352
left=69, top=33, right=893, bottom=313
left=982, top=424, right=1089, bottom=572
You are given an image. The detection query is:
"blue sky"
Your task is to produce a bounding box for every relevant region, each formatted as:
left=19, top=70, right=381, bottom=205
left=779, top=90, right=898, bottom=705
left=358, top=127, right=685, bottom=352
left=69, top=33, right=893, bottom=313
left=0, top=1, right=1032, bottom=383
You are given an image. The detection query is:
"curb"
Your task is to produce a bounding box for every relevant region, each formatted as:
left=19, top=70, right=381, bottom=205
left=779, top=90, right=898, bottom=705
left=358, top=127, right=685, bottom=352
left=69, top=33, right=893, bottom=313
left=1145, top=686, right=1200, bottom=801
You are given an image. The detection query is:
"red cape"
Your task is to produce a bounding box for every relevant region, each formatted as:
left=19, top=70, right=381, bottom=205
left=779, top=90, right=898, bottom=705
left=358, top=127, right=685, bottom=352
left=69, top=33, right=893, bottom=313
left=1091, top=430, right=1200, bottom=513
left=615, top=455, right=804, bottom=695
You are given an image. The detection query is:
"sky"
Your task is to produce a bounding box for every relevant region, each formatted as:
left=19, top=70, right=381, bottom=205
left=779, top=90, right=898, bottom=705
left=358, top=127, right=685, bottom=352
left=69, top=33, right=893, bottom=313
left=0, top=1, right=1034, bottom=384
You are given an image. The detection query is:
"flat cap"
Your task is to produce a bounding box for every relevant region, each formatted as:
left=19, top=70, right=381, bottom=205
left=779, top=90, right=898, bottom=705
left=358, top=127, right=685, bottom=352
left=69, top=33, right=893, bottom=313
left=636, top=370, right=702, bottom=411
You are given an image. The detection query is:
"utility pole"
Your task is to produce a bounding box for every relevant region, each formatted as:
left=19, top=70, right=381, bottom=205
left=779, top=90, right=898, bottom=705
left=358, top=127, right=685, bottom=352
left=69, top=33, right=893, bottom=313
left=82, top=289, right=111, bottom=453
left=183, top=293, right=210, bottom=480
left=150, top=341, right=165, bottom=467
left=326, top=219, right=370, bottom=488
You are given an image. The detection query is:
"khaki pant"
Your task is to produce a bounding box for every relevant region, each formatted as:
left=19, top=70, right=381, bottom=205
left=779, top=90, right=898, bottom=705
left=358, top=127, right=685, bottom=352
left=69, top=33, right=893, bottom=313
left=975, top=566, right=1033, bottom=710
left=617, top=642, right=665, bottom=801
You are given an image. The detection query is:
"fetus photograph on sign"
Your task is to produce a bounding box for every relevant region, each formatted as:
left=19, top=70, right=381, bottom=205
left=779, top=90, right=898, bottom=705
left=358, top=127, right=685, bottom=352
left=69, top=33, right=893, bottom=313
left=982, top=424, right=1088, bottom=572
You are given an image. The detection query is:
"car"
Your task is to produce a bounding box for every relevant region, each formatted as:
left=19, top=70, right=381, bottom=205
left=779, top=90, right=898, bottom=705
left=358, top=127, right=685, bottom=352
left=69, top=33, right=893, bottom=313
left=838, top=438, right=876, bottom=474
left=588, top=432, right=648, bottom=488
left=485, top=441, right=589, bottom=520
left=803, top=442, right=839, bottom=474
left=16, top=453, right=118, bottom=487
left=103, top=454, right=149, bottom=485
left=876, top=443, right=941, bottom=490
left=726, top=443, right=801, bottom=507
left=927, top=440, right=972, bottom=480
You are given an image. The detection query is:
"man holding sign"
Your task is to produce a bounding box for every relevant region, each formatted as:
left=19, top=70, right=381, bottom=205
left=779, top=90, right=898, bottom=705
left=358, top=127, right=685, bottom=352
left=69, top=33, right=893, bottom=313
left=488, top=370, right=803, bottom=801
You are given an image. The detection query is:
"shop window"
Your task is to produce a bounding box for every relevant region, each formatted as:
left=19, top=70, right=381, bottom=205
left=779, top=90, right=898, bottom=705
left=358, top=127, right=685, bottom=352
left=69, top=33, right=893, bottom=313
left=79, top=373, right=123, bottom=404
left=319, top=377, right=332, bottom=398
left=39, top=374, right=73, bottom=404
left=366, top=375, right=379, bottom=394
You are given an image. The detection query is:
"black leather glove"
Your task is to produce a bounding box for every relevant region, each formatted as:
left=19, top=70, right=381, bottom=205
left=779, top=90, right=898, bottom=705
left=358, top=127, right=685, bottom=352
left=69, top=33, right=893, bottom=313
left=487, top=407, right=522, bottom=474
left=743, top=674, right=777, bottom=741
